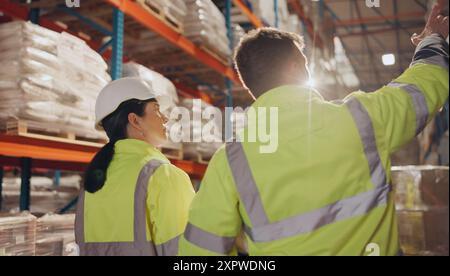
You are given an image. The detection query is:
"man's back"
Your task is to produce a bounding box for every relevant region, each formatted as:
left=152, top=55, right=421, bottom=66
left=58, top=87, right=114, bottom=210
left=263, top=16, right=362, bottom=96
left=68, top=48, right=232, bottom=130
left=179, top=14, right=448, bottom=256
left=229, top=85, right=398, bottom=255
left=180, top=85, right=402, bottom=256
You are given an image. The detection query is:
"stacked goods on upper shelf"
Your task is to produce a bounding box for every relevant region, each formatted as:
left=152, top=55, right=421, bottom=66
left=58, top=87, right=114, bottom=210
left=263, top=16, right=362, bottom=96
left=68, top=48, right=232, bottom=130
left=36, top=214, right=76, bottom=256
left=0, top=213, right=37, bottom=256
left=249, top=0, right=275, bottom=26
left=232, top=23, right=246, bottom=50
left=179, top=98, right=223, bottom=163
left=392, top=166, right=449, bottom=256
left=184, top=0, right=231, bottom=61
left=0, top=21, right=110, bottom=140
left=274, top=0, right=290, bottom=31
left=142, top=0, right=188, bottom=26
left=231, top=0, right=271, bottom=25
left=131, top=0, right=231, bottom=64
left=283, top=14, right=303, bottom=35
left=231, top=0, right=291, bottom=30
left=123, top=62, right=179, bottom=114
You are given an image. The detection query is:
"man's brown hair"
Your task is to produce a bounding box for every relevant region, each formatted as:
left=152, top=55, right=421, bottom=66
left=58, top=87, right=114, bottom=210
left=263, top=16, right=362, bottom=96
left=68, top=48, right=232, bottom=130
left=234, top=28, right=306, bottom=97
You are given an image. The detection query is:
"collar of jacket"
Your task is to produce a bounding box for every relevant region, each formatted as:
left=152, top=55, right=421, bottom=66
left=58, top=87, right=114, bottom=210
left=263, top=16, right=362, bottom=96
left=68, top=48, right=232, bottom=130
left=114, top=139, right=169, bottom=161
left=251, top=85, right=325, bottom=109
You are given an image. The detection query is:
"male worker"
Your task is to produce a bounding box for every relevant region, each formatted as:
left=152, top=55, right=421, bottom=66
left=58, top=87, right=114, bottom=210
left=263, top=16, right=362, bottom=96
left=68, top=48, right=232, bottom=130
left=179, top=4, right=449, bottom=256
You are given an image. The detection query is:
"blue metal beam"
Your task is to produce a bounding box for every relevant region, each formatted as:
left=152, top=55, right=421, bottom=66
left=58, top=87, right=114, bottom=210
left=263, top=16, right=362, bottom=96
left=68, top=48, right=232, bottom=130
left=243, top=0, right=253, bottom=11
left=98, top=38, right=113, bottom=54
left=225, top=0, right=234, bottom=140
left=240, top=22, right=255, bottom=30
left=59, top=197, right=78, bottom=214
left=54, top=170, right=61, bottom=187
left=28, top=8, right=40, bottom=24
left=57, top=5, right=112, bottom=36
left=111, top=8, right=124, bottom=80
left=20, top=158, right=32, bottom=211
left=274, top=0, right=279, bottom=28
left=318, top=0, right=324, bottom=22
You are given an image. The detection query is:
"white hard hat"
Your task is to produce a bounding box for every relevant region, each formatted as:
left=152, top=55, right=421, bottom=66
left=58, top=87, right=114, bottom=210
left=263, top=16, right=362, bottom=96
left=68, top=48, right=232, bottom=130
left=95, top=77, right=157, bottom=130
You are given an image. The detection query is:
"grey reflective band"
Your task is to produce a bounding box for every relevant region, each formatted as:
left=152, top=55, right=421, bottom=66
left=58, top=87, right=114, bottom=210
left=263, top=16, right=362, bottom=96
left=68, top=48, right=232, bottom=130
left=184, top=223, right=236, bottom=255
left=245, top=185, right=391, bottom=242
left=75, top=159, right=179, bottom=256
left=346, top=98, right=387, bottom=188
left=156, top=235, right=181, bottom=256
left=388, top=82, right=429, bottom=135
left=410, top=55, right=449, bottom=71
left=80, top=241, right=155, bottom=256
left=134, top=160, right=167, bottom=244
left=226, top=142, right=269, bottom=226
left=225, top=97, right=390, bottom=243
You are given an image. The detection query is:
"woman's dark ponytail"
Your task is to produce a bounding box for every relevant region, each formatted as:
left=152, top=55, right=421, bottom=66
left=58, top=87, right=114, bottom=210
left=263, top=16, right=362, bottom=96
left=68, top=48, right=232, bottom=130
left=84, top=141, right=116, bottom=193
left=84, top=98, right=156, bottom=193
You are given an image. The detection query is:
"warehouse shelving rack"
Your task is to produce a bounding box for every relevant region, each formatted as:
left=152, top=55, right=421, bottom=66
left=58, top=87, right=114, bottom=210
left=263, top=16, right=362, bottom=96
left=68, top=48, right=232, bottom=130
left=0, top=0, right=276, bottom=212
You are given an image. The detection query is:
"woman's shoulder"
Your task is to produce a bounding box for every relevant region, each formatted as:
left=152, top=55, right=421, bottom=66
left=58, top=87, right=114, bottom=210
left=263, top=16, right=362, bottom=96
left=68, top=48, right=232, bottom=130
left=144, top=159, right=190, bottom=182
left=146, top=160, right=194, bottom=197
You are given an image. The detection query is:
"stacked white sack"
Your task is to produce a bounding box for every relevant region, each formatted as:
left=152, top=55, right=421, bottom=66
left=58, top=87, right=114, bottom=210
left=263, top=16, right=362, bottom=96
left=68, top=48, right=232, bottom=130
left=0, top=21, right=110, bottom=139
left=184, top=0, right=231, bottom=60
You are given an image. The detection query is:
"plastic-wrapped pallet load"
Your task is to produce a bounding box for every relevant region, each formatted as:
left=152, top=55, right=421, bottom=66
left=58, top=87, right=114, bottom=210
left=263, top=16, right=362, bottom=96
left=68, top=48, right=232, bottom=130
left=143, top=0, right=188, bottom=24
left=2, top=175, right=80, bottom=215
left=179, top=98, right=223, bottom=163
left=232, top=0, right=289, bottom=28
left=123, top=62, right=179, bottom=114
left=0, top=213, right=36, bottom=256
left=2, top=176, right=54, bottom=191
left=36, top=214, right=76, bottom=256
left=232, top=24, right=246, bottom=49
left=184, top=0, right=231, bottom=61
left=248, top=0, right=275, bottom=26
left=0, top=21, right=110, bottom=140
left=275, top=0, right=290, bottom=30
left=392, top=166, right=449, bottom=256
left=283, top=15, right=303, bottom=35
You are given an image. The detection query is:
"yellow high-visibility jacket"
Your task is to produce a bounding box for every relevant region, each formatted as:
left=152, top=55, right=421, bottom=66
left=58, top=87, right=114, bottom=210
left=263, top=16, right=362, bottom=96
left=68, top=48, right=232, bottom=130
left=76, top=139, right=195, bottom=256
left=179, top=34, right=449, bottom=256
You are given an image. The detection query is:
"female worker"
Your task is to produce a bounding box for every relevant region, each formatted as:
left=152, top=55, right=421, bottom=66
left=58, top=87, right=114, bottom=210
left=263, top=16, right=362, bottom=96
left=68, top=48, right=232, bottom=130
left=75, top=77, right=194, bottom=256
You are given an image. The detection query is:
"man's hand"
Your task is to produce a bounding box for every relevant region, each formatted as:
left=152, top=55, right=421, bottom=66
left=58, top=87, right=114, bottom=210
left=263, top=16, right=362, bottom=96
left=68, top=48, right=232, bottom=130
left=411, top=3, right=449, bottom=46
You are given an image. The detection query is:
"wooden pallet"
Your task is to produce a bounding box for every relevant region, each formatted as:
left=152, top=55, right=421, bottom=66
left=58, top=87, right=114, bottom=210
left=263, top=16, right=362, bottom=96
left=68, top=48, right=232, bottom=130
left=183, top=151, right=212, bottom=165
left=159, top=144, right=184, bottom=160
left=136, top=0, right=184, bottom=34
left=195, top=152, right=212, bottom=165
left=201, top=45, right=230, bottom=66
left=3, top=120, right=106, bottom=148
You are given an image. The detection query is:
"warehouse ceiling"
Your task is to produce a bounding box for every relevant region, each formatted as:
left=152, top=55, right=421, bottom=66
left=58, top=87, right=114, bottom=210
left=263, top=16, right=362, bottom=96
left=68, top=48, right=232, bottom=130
left=319, top=0, right=440, bottom=92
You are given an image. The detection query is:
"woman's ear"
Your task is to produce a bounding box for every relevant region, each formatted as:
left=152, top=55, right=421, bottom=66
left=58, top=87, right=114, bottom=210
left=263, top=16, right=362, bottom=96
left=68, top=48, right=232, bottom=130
left=128, top=113, right=141, bottom=131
